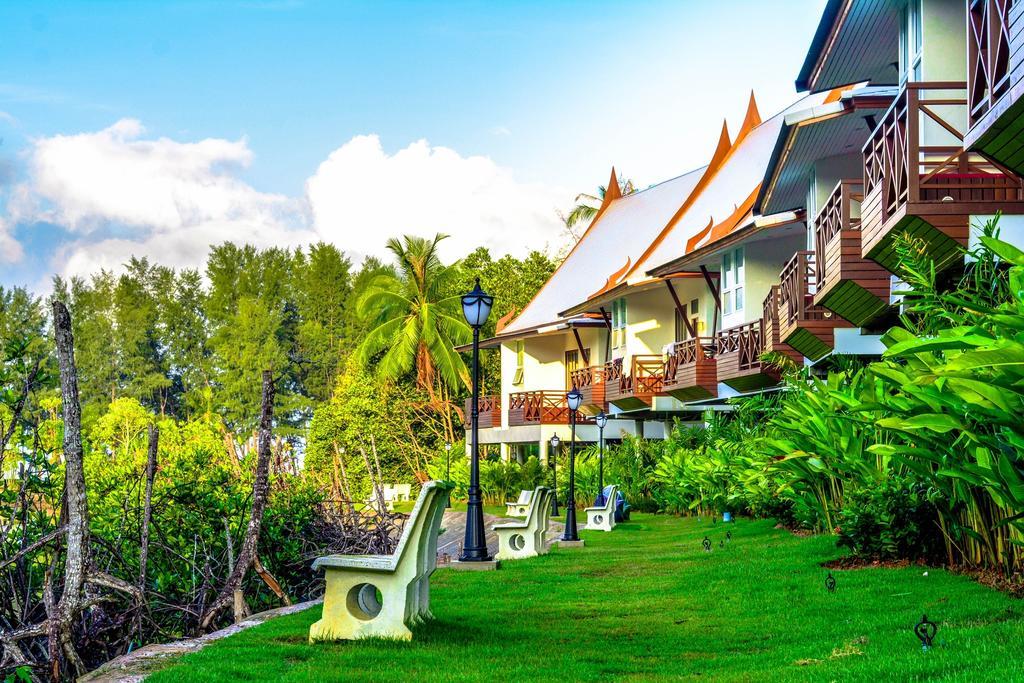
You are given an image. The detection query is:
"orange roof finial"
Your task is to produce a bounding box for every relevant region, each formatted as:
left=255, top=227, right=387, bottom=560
left=706, top=121, right=732, bottom=174
left=603, top=166, right=622, bottom=205
left=734, top=90, right=762, bottom=146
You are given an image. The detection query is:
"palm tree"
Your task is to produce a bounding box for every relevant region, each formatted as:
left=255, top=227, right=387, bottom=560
left=563, top=177, right=637, bottom=230
left=356, top=234, right=472, bottom=397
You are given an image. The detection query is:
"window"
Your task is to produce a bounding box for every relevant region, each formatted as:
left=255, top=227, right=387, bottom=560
left=512, top=341, right=524, bottom=385
left=899, top=0, right=923, bottom=83
left=611, top=298, right=627, bottom=348
left=721, top=247, right=744, bottom=316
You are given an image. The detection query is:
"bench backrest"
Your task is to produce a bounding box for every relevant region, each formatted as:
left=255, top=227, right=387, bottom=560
left=394, top=483, right=412, bottom=499
left=522, top=486, right=548, bottom=530
left=600, top=485, right=618, bottom=514
left=391, top=480, right=452, bottom=569
left=516, top=489, right=532, bottom=505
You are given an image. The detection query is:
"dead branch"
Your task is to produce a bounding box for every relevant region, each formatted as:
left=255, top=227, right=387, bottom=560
left=198, top=370, right=275, bottom=631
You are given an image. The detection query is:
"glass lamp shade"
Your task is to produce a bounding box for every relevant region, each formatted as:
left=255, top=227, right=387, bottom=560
left=445, top=442, right=452, bottom=452
left=461, top=278, right=494, bottom=328
left=549, top=434, right=560, bottom=451
left=566, top=388, right=583, bottom=412
left=595, top=411, right=608, bottom=429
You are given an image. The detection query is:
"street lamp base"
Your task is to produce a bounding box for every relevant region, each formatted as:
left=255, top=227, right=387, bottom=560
left=450, top=559, right=500, bottom=571
left=556, top=539, right=586, bottom=548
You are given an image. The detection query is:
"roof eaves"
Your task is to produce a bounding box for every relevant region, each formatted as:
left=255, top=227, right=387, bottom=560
left=646, top=210, right=803, bottom=278
left=796, top=0, right=847, bottom=92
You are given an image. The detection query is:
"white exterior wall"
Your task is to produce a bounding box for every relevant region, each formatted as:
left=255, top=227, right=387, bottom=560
left=498, top=326, right=608, bottom=429
left=721, top=231, right=805, bottom=330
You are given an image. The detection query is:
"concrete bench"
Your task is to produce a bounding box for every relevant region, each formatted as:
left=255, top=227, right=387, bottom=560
left=391, top=483, right=412, bottom=502
left=505, top=489, right=533, bottom=517
left=310, top=480, right=453, bottom=641
left=585, top=484, right=618, bottom=532
left=494, top=487, right=552, bottom=561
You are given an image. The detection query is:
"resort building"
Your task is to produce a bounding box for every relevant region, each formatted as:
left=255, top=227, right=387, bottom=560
left=471, top=0, right=1024, bottom=461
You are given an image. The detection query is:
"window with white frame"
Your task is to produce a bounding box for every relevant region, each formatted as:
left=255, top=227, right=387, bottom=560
left=899, top=0, right=922, bottom=83
left=611, top=298, right=627, bottom=348
left=721, top=247, right=744, bottom=316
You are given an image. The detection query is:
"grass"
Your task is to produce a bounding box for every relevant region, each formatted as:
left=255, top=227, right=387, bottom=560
left=149, top=514, right=1022, bottom=682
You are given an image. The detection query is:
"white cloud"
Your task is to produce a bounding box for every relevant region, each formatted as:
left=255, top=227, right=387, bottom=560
left=5, top=121, right=570, bottom=282
left=0, top=217, right=22, bottom=264
left=306, top=135, right=567, bottom=263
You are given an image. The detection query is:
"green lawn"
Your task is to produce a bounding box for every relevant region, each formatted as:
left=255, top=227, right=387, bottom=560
left=149, top=514, right=1022, bottom=682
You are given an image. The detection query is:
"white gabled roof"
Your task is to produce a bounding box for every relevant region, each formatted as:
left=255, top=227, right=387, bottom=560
left=498, top=165, right=706, bottom=336
left=632, top=91, right=832, bottom=278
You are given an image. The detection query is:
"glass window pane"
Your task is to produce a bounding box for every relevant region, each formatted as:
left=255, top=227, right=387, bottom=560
left=735, top=286, right=744, bottom=311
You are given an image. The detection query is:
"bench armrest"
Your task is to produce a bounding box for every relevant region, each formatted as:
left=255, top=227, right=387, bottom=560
left=312, top=554, right=398, bottom=572
left=493, top=522, right=528, bottom=531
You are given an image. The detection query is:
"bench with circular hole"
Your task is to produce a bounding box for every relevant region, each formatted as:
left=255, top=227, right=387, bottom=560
left=493, top=486, right=553, bottom=561
left=505, top=489, right=534, bottom=517
left=309, top=480, right=453, bottom=641
left=584, top=484, right=618, bottom=532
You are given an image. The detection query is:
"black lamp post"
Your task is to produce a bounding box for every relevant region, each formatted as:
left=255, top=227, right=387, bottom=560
left=594, top=411, right=608, bottom=506
left=548, top=434, right=560, bottom=516
left=459, top=278, right=493, bottom=562
left=561, top=388, right=583, bottom=542
left=445, top=442, right=452, bottom=508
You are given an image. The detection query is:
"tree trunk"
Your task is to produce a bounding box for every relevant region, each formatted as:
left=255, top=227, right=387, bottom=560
left=52, top=300, right=90, bottom=680
left=199, top=370, right=275, bottom=631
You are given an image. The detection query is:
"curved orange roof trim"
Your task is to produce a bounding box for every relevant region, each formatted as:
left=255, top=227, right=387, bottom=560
left=590, top=256, right=633, bottom=299
left=623, top=92, right=764, bottom=282
left=706, top=184, right=760, bottom=244
left=685, top=217, right=715, bottom=253
left=733, top=91, right=762, bottom=147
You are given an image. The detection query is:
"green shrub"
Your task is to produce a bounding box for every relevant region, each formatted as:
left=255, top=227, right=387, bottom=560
left=835, top=477, right=944, bottom=563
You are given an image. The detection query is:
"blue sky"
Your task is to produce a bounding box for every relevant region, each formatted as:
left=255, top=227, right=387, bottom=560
left=0, top=0, right=826, bottom=291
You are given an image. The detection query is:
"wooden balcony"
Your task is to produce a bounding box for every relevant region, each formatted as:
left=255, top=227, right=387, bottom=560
left=862, top=81, right=1024, bottom=273
left=715, top=321, right=780, bottom=392
left=813, top=180, right=892, bottom=327
left=966, top=0, right=1024, bottom=175
left=507, top=391, right=567, bottom=426
left=777, top=251, right=852, bottom=361
left=662, top=338, right=717, bottom=402
left=605, top=356, right=665, bottom=411
left=463, top=395, right=500, bottom=429
left=569, top=364, right=608, bottom=416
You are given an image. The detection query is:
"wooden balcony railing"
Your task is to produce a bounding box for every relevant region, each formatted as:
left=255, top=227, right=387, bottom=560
left=861, top=81, right=1024, bottom=269
left=507, top=391, right=567, bottom=426
left=813, top=180, right=863, bottom=286
left=715, top=320, right=789, bottom=391
left=777, top=250, right=851, bottom=360
left=779, top=251, right=821, bottom=330
left=662, top=337, right=717, bottom=401
left=969, top=0, right=1015, bottom=126
left=812, top=179, right=892, bottom=327
left=464, top=395, right=500, bottom=429
left=570, top=364, right=608, bottom=412
left=762, top=285, right=783, bottom=355
left=716, top=322, right=763, bottom=373
left=605, top=355, right=665, bottom=409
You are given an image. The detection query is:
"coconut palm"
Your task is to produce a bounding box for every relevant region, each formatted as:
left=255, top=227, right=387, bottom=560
left=563, top=177, right=637, bottom=229
left=356, top=234, right=472, bottom=396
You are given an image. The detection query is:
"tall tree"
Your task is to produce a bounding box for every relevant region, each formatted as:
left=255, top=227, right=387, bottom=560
left=356, top=234, right=471, bottom=397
